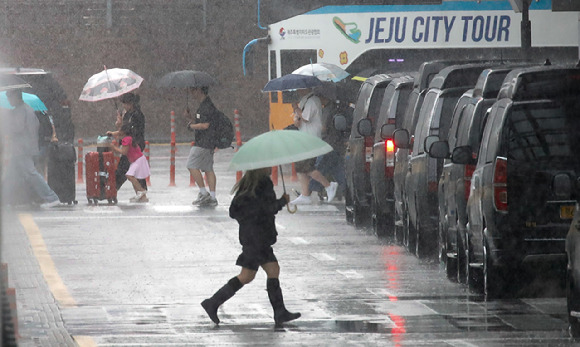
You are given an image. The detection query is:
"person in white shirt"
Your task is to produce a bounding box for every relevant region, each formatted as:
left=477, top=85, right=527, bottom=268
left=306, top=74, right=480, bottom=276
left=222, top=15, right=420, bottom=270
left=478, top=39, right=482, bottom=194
left=290, top=88, right=338, bottom=205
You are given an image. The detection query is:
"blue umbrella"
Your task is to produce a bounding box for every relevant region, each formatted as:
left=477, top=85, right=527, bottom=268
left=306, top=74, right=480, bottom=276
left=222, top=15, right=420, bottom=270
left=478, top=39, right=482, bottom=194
left=0, top=91, right=48, bottom=112
left=262, top=74, right=323, bottom=92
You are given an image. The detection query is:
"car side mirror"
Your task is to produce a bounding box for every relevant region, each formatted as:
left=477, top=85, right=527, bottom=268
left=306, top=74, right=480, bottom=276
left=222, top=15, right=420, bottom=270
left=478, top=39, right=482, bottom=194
left=380, top=124, right=396, bottom=139
left=333, top=114, right=347, bottom=132
left=357, top=118, right=372, bottom=137
left=393, top=128, right=410, bottom=149
left=424, top=135, right=439, bottom=154
left=428, top=140, right=450, bottom=159
left=451, top=145, right=475, bottom=165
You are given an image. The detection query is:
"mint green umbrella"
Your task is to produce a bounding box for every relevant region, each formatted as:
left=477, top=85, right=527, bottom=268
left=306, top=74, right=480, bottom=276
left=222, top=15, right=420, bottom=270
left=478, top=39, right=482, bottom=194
left=230, top=130, right=332, bottom=213
left=229, top=130, right=332, bottom=171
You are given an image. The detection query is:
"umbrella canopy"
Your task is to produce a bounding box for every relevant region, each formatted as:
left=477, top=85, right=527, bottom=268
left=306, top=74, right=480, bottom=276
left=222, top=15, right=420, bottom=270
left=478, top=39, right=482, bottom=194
left=229, top=130, right=332, bottom=171
left=79, top=67, right=143, bottom=102
left=0, top=74, right=31, bottom=92
left=0, top=91, right=48, bottom=112
left=292, top=62, right=350, bottom=82
left=262, top=74, right=323, bottom=92
left=158, top=70, right=217, bottom=88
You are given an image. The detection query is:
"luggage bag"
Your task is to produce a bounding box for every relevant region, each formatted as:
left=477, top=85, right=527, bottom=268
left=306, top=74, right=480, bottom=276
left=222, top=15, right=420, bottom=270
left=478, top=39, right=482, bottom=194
left=85, top=151, right=117, bottom=204
left=47, top=142, right=78, bottom=205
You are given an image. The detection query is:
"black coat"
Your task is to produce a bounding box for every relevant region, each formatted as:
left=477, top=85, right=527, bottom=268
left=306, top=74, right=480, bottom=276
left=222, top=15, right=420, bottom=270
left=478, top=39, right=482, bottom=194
left=229, top=176, right=286, bottom=248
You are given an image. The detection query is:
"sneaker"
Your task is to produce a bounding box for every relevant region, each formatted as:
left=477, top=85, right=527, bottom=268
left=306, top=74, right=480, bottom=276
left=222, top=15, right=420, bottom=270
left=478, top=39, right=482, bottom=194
left=137, top=194, right=149, bottom=203
left=200, top=196, right=218, bottom=207
left=325, top=182, right=338, bottom=203
left=192, top=192, right=211, bottom=205
left=40, top=199, right=61, bottom=208
left=130, top=191, right=146, bottom=203
left=290, top=194, right=312, bottom=205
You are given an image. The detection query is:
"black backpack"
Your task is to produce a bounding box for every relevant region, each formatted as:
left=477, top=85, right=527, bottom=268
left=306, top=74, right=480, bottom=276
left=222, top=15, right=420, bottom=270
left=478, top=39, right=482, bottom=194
left=214, top=110, right=234, bottom=149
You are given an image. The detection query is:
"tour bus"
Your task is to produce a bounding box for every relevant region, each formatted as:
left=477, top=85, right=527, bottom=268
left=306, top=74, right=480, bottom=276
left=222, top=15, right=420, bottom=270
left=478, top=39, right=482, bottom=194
left=263, top=0, right=579, bottom=130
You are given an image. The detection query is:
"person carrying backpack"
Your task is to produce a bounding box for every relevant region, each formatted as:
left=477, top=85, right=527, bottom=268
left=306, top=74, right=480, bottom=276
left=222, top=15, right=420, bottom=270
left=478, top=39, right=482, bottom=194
left=185, top=86, right=221, bottom=207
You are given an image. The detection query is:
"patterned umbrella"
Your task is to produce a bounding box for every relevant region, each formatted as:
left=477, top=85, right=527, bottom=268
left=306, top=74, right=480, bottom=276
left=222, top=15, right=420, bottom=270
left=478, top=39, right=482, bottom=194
left=79, top=67, right=143, bottom=102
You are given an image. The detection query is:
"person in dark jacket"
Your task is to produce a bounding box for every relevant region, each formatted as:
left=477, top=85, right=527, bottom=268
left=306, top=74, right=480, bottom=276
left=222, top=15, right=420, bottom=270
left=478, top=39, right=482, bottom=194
left=107, top=92, right=147, bottom=194
left=201, top=167, right=301, bottom=326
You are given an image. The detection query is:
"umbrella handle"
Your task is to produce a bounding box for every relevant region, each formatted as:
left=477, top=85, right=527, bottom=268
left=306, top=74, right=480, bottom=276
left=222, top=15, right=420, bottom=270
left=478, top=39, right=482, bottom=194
left=286, top=203, right=297, bottom=214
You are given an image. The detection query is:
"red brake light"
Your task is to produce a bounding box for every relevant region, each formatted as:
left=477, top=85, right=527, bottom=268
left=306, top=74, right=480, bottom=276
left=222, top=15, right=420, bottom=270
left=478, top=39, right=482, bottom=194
left=385, top=139, right=395, bottom=177
left=386, top=139, right=395, bottom=153
left=493, top=157, right=508, bottom=212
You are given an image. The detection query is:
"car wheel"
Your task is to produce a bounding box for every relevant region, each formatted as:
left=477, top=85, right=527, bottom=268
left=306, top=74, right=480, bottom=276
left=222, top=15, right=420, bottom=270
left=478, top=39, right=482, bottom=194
left=467, top=230, right=483, bottom=294
left=345, top=185, right=354, bottom=224
left=443, top=223, right=457, bottom=282
left=394, top=205, right=405, bottom=245
left=457, top=227, right=467, bottom=284
left=567, top=269, right=580, bottom=337
left=372, top=199, right=390, bottom=238
left=483, top=236, right=503, bottom=299
left=415, top=219, right=432, bottom=259
left=353, top=196, right=371, bottom=228
left=406, top=209, right=417, bottom=255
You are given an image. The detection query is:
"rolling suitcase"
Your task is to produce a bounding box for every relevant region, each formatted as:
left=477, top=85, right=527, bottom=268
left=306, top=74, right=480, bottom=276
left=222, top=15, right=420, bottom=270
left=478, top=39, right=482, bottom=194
left=85, top=151, right=117, bottom=204
left=47, top=142, right=78, bottom=205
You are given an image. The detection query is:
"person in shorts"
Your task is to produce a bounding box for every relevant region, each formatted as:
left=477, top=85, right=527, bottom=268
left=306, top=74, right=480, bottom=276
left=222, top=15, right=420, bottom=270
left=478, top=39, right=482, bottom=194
left=290, top=88, right=338, bottom=205
left=185, top=86, right=218, bottom=207
left=201, top=167, right=300, bottom=326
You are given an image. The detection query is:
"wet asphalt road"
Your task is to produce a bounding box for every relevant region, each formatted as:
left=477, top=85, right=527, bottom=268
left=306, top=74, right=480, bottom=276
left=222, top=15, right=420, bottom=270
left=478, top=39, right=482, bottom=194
left=2, top=144, right=578, bottom=346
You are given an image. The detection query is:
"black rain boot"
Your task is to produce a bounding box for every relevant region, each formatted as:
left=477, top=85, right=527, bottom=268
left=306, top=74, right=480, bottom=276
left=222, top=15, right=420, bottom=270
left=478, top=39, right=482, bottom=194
left=201, top=277, right=243, bottom=324
left=267, top=278, right=301, bottom=326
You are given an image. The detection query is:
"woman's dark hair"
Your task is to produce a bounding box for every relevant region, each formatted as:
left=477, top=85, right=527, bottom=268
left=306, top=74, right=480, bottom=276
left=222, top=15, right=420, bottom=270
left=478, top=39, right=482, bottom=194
left=119, top=92, right=140, bottom=105
left=120, top=123, right=137, bottom=147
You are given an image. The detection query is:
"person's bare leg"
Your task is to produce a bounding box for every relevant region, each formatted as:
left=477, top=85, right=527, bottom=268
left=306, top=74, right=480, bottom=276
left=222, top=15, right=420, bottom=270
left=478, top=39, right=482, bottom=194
left=189, top=168, right=205, bottom=188
left=126, top=175, right=144, bottom=194
left=205, top=171, right=216, bottom=192
left=297, top=173, right=311, bottom=196
left=308, top=170, right=330, bottom=188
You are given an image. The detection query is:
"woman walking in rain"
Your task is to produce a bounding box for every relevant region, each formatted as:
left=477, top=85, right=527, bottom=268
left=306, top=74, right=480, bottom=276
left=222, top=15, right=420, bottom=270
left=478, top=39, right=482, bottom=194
left=201, top=167, right=301, bottom=326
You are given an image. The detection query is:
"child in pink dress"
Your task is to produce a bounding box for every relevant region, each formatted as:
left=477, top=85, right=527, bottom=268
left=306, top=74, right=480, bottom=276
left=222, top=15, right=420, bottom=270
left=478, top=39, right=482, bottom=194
left=110, top=124, right=150, bottom=202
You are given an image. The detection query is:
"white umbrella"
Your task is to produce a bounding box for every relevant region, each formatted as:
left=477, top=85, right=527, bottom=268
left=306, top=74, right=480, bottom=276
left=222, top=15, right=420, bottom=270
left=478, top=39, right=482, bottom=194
left=292, top=62, right=350, bottom=82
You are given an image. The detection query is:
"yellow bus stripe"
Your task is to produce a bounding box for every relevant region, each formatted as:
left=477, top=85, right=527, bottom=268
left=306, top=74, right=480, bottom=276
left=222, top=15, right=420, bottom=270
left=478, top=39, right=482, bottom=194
left=18, top=214, right=77, bottom=308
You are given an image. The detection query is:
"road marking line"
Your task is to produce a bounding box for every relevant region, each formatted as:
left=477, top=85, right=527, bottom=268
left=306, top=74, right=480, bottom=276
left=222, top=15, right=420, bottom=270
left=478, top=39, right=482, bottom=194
left=288, top=237, right=310, bottom=245
left=336, top=270, right=364, bottom=279
left=18, top=214, right=77, bottom=308
left=73, top=336, right=98, bottom=347
left=310, top=253, right=336, bottom=261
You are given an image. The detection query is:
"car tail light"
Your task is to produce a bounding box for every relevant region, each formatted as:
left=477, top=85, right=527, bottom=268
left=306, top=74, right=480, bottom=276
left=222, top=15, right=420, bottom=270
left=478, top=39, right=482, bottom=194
left=385, top=139, right=395, bottom=177
left=463, top=164, right=476, bottom=201
left=365, top=136, right=374, bottom=172
left=493, top=157, right=508, bottom=212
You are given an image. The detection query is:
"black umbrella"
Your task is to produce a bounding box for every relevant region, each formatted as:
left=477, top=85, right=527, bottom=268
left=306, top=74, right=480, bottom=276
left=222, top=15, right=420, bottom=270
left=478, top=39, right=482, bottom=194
left=158, top=70, right=217, bottom=89
left=0, top=74, right=31, bottom=92
left=262, top=74, right=323, bottom=92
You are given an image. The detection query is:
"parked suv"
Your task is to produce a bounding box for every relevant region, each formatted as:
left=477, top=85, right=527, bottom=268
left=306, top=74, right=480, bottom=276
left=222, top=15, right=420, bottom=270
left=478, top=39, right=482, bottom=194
left=395, top=63, right=499, bottom=258
left=342, top=73, right=409, bottom=227
left=364, top=74, right=415, bottom=238
left=427, top=65, right=528, bottom=282
left=463, top=66, right=580, bottom=297
left=393, top=60, right=476, bottom=247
